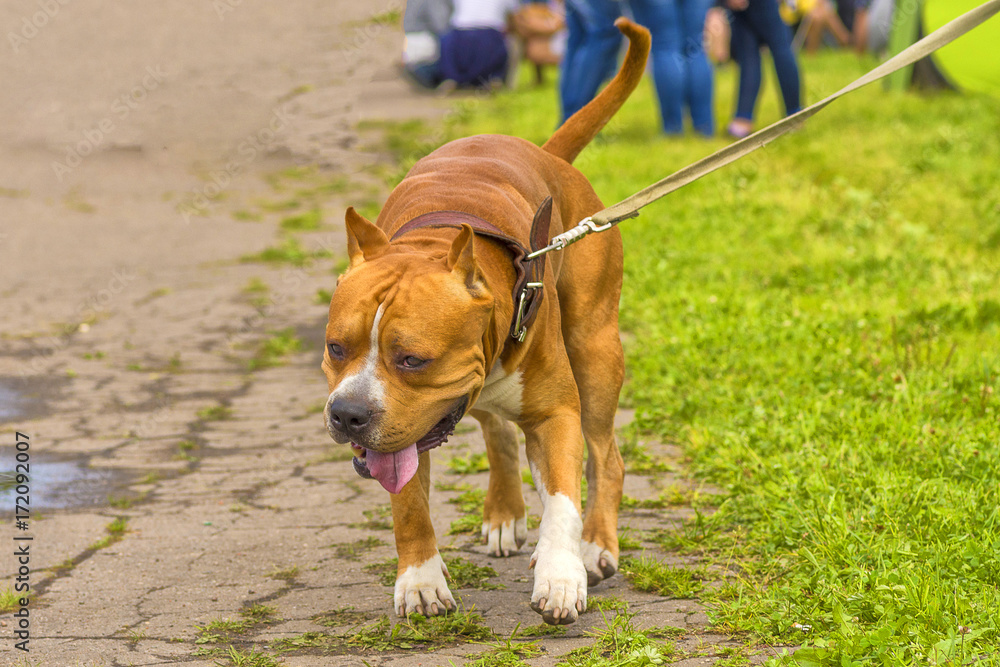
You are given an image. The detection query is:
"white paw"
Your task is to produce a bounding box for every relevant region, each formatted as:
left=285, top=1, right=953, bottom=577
left=529, top=493, right=587, bottom=625
left=581, top=540, right=618, bottom=586
left=481, top=516, right=527, bottom=557
left=530, top=546, right=588, bottom=624
left=393, top=552, right=456, bottom=618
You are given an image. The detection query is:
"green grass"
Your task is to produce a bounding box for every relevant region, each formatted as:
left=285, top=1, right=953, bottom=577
left=198, top=404, right=232, bottom=421
left=448, top=512, right=482, bottom=536
left=312, top=606, right=375, bottom=627
left=513, top=623, right=567, bottom=638
left=464, top=636, right=543, bottom=666
left=314, top=288, right=332, bottom=305
left=242, top=278, right=269, bottom=294
left=620, top=556, right=707, bottom=599
left=363, top=555, right=501, bottom=590
left=429, top=52, right=1000, bottom=665
left=588, top=595, right=629, bottom=613
left=0, top=587, right=21, bottom=612
left=331, top=536, right=385, bottom=560
left=279, top=208, right=322, bottom=231
left=248, top=328, right=303, bottom=371
left=349, top=504, right=393, bottom=530
left=240, top=238, right=331, bottom=266
left=108, top=494, right=135, bottom=509
left=558, top=612, right=677, bottom=667
left=193, top=606, right=281, bottom=664
left=445, top=452, right=490, bottom=474
left=364, top=556, right=398, bottom=586
left=106, top=517, right=128, bottom=535
left=213, top=646, right=283, bottom=667
left=444, top=556, right=502, bottom=590
left=266, top=566, right=299, bottom=581
left=274, top=611, right=493, bottom=653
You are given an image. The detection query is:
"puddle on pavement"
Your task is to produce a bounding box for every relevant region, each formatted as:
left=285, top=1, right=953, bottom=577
left=0, top=382, right=24, bottom=422
left=0, top=376, right=63, bottom=424
left=0, top=451, right=135, bottom=511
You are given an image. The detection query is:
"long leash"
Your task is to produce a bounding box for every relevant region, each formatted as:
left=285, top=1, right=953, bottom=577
left=527, top=0, right=1000, bottom=260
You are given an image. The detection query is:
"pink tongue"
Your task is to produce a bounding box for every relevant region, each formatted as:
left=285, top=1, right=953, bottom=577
left=364, top=443, right=419, bottom=494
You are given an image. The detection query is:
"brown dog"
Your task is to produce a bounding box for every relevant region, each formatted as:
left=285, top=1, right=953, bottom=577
left=322, top=19, right=650, bottom=625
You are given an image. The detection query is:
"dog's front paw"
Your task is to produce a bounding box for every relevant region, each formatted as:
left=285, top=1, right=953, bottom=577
left=394, top=553, right=456, bottom=618
left=481, top=515, right=527, bottom=557
left=529, top=548, right=588, bottom=625
left=581, top=540, right=618, bottom=586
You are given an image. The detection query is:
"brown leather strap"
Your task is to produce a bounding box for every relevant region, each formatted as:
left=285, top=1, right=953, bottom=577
left=390, top=198, right=553, bottom=341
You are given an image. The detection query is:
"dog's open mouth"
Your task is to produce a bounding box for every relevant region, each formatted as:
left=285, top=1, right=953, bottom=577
left=351, top=399, right=467, bottom=494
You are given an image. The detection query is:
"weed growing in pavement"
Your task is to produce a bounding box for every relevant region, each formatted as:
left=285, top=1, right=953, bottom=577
left=331, top=536, right=385, bottom=560
left=247, top=328, right=302, bottom=370
left=349, top=504, right=393, bottom=530
left=444, top=556, right=503, bottom=590
left=558, top=612, right=677, bottom=666
left=463, top=635, right=544, bottom=666
left=445, top=452, right=490, bottom=474
left=240, top=238, right=331, bottom=267
left=273, top=610, right=493, bottom=654
left=197, top=404, right=232, bottom=421
left=266, top=566, right=299, bottom=581
left=312, top=606, right=376, bottom=627
left=0, top=588, right=19, bottom=613
left=620, top=556, right=707, bottom=599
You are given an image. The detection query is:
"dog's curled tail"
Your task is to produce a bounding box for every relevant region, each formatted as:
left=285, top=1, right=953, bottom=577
left=541, top=18, right=651, bottom=165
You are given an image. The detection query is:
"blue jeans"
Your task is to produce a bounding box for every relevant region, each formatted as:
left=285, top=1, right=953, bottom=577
left=560, top=0, right=715, bottom=136
left=729, top=0, right=801, bottom=121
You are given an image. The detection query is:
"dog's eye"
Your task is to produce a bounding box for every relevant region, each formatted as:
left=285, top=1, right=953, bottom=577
left=327, top=343, right=345, bottom=360
left=399, top=355, right=428, bottom=369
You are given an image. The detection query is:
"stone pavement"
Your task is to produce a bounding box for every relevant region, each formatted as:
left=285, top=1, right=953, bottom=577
left=0, top=2, right=746, bottom=665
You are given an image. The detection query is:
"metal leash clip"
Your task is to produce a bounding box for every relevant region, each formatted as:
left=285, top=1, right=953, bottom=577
left=526, top=213, right=637, bottom=260
left=512, top=282, right=544, bottom=342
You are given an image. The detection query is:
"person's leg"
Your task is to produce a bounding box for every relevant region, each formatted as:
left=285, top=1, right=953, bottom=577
left=438, top=30, right=461, bottom=84
left=729, top=10, right=762, bottom=129
left=627, top=0, right=685, bottom=134
left=742, top=0, right=801, bottom=116
left=474, top=28, right=511, bottom=87
left=680, top=0, right=715, bottom=135
left=560, top=3, right=587, bottom=119
left=559, top=0, right=623, bottom=122
left=853, top=0, right=871, bottom=54
left=804, top=0, right=850, bottom=53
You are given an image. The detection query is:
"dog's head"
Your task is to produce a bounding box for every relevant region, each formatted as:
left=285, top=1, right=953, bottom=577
left=321, top=208, right=494, bottom=493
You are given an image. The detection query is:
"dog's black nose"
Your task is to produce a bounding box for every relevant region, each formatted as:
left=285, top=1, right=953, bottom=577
left=328, top=397, right=373, bottom=436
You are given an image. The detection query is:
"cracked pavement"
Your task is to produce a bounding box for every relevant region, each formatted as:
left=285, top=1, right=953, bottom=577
left=0, top=2, right=741, bottom=665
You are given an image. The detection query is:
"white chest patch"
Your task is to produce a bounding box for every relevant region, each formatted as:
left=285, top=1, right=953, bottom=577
left=473, top=365, right=523, bottom=420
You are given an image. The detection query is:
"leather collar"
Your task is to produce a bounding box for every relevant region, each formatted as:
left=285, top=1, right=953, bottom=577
left=390, top=197, right=553, bottom=342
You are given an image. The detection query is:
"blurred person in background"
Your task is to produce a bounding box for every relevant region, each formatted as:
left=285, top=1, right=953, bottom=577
left=853, top=0, right=893, bottom=55
left=559, top=0, right=716, bottom=137
left=723, top=0, right=801, bottom=138
left=438, top=0, right=521, bottom=88
left=781, top=0, right=852, bottom=53
left=402, top=0, right=454, bottom=89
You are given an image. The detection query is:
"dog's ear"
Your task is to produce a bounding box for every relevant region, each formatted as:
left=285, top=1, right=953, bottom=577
left=345, top=207, right=389, bottom=266
left=447, top=224, right=481, bottom=292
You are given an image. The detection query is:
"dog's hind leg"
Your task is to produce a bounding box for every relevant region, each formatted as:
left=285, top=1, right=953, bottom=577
left=558, top=233, right=626, bottom=586
left=471, top=409, right=528, bottom=557
left=390, top=451, right=456, bottom=617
